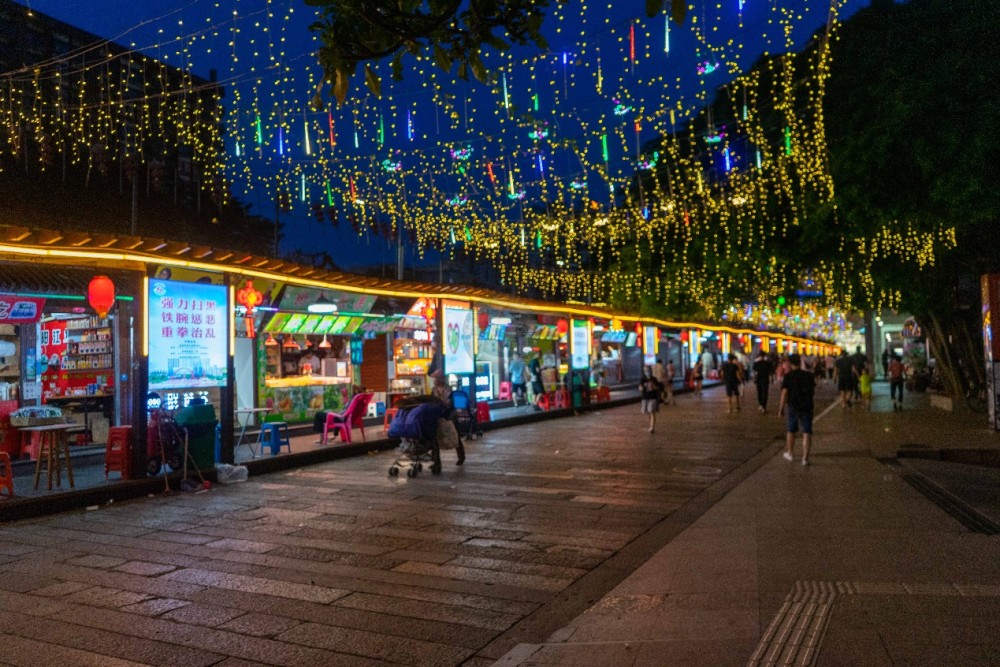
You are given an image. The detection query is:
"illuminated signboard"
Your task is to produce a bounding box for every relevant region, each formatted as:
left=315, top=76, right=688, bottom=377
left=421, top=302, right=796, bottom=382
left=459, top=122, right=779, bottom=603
left=443, top=305, right=475, bottom=374
left=571, top=319, right=591, bottom=370
left=643, top=326, right=659, bottom=365
left=148, top=279, right=229, bottom=390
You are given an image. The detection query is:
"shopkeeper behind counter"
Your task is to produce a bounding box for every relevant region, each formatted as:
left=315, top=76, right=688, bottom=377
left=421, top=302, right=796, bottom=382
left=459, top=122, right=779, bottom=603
left=298, top=350, right=321, bottom=375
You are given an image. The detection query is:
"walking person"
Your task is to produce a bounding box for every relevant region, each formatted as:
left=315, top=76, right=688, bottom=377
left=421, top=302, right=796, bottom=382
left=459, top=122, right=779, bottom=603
left=665, top=359, right=677, bottom=405
left=639, top=366, right=664, bottom=433
left=859, top=363, right=873, bottom=411
left=528, top=355, right=546, bottom=411
left=509, top=354, right=527, bottom=407
left=431, top=373, right=466, bottom=465
left=835, top=350, right=856, bottom=409
left=651, top=358, right=668, bottom=404
left=888, top=354, right=906, bottom=411
left=693, top=358, right=704, bottom=396
left=778, top=353, right=816, bottom=466
left=721, top=353, right=744, bottom=413
left=752, top=351, right=774, bottom=413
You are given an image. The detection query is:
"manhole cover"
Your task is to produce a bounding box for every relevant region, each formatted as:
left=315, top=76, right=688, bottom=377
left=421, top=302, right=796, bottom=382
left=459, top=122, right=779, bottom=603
left=672, top=465, right=722, bottom=476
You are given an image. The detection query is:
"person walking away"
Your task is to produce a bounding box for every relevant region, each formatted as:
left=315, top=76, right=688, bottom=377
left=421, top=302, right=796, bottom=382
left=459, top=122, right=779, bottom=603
left=752, top=351, right=774, bottom=413
left=850, top=346, right=867, bottom=403
left=693, top=358, right=704, bottom=396
left=721, top=353, right=744, bottom=413
left=859, top=364, right=873, bottom=410
left=835, top=351, right=856, bottom=409
left=881, top=348, right=890, bottom=380
left=528, top=355, right=545, bottom=411
left=651, top=358, right=667, bottom=404
left=431, top=373, right=466, bottom=465
left=665, top=359, right=677, bottom=405
left=639, top=367, right=663, bottom=433
left=509, top=354, right=527, bottom=407
left=888, top=354, right=905, bottom=411
left=778, top=353, right=816, bottom=466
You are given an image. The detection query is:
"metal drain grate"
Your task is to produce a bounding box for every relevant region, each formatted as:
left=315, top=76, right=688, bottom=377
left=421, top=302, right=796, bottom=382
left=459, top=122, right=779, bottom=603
left=886, top=461, right=1000, bottom=535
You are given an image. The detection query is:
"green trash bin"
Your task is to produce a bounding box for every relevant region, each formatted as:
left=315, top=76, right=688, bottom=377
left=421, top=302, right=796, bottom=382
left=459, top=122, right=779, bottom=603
left=174, top=402, right=219, bottom=471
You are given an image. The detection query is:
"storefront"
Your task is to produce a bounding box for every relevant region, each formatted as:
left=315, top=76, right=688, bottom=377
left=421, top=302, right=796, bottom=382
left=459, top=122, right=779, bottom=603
left=0, top=264, right=140, bottom=459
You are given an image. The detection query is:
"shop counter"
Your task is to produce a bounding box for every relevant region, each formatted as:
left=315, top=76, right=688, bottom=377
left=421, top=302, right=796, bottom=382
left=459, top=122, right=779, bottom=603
left=265, top=375, right=351, bottom=388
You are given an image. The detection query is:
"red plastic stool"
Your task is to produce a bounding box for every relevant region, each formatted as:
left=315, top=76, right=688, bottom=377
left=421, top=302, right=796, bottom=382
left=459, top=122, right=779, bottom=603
left=105, top=426, right=132, bottom=480
left=554, top=388, right=570, bottom=409
left=0, top=451, right=14, bottom=498
left=475, top=401, right=491, bottom=424
left=596, top=386, right=611, bottom=402
left=383, top=407, right=400, bottom=433
left=537, top=393, right=552, bottom=411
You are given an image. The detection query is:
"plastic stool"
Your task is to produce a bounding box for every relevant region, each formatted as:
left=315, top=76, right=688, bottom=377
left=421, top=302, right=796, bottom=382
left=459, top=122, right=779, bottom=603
left=383, top=407, right=399, bottom=432
left=497, top=382, right=512, bottom=401
left=0, top=451, right=13, bottom=498
left=475, top=401, right=491, bottom=424
left=596, top=386, right=611, bottom=402
left=554, top=389, right=569, bottom=409
left=537, top=393, right=552, bottom=411
left=263, top=422, right=291, bottom=455
left=104, top=426, right=132, bottom=480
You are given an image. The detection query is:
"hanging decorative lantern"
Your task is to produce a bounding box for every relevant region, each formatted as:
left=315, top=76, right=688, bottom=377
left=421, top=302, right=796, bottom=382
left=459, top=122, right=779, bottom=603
left=236, top=280, right=264, bottom=338
left=634, top=321, right=643, bottom=335
left=556, top=319, right=569, bottom=336
left=87, top=275, right=115, bottom=318
left=477, top=310, right=490, bottom=331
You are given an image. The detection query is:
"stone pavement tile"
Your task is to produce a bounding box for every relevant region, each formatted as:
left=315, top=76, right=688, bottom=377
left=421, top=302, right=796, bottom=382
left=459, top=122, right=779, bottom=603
left=47, top=517, right=155, bottom=538
left=64, top=554, right=130, bottom=569
left=662, top=565, right=758, bottom=595
left=0, top=588, right=73, bottom=617
left=163, top=568, right=349, bottom=604
left=0, top=570, right=59, bottom=593
left=209, top=660, right=272, bottom=667
left=336, top=591, right=521, bottom=631
left=462, top=657, right=497, bottom=667
left=115, top=561, right=178, bottom=576
left=277, top=621, right=474, bottom=666
left=140, top=531, right=219, bottom=545
left=630, top=638, right=758, bottom=667
left=189, top=587, right=496, bottom=649
left=393, top=561, right=574, bottom=593
left=381, top=549, right=455, bottom=564
left=493, top=642, right=635, bottom=666
left=162, top=602, right=247, bottom=627
left=0, top=633, right=157, bottom=667
left=0, top=610, right=220, bottom=667
left=64, top=585, right=153, bottom=608
left=203, top=538, right=281, bottom=553
left=0, top=542, right=43, bottom=556
left=2, top=560, right=206, bottom=600
left=519, top=532, right=628, bottom=551
left=44, top=604, right=383, bottom=667
left=121, top=597, right=191, bottom=616
left=446, top=556, right=588, bottom=581
left=217, top=611, right=302, bottom=637
left=31, top=581, right=93, bottom=597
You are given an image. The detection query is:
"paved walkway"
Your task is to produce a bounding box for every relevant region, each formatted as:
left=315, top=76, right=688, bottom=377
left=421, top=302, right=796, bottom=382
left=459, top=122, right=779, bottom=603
left=0, top=382, right=996, bottom=666
left=494, top=383, right=1000, bottom=666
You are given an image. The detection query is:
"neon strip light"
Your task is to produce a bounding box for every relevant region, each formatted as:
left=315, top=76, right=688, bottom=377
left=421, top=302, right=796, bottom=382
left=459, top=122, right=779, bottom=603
left=141, top=276, right=149, bottom=357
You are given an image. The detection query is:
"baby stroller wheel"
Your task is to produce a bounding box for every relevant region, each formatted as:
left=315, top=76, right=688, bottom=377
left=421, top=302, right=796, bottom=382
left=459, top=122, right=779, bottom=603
left=416, top=462, right=423, bottom=472
left=430, top=462, right=442, bottom=475
left=406, top=466, right=418, bottom=478
left=389, top=466, right=399, bottom=477
left=146, top=457, right=162, bottom=476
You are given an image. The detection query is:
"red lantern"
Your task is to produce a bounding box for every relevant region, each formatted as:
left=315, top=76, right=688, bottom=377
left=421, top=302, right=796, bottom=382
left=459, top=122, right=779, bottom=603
left=556, top=318, right=569, bottom=336
left=236, top=280, right=264, bottom=338
left=634, top=321, right=643, bottom=335
left=477, top=310, right=489, bottom=331
left=87, top=275, right=115, bottom=318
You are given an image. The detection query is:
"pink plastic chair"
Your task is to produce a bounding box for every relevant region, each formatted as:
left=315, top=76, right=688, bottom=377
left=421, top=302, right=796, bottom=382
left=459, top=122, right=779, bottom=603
left=322, top=393, right=373, bottom=445
left=497, top=381, right=512, bottom=401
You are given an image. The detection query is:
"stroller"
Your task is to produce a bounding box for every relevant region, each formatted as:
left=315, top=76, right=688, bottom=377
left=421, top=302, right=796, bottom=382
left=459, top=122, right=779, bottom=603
left=451, top=389, right=482, bottom=440
left=386, top=397, right=447, bottom=477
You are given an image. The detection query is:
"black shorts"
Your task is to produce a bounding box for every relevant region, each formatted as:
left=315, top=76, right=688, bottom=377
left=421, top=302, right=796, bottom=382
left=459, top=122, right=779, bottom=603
left=838, top=378, right=853, bottom=392
left=725, top=382, right=740, bottom=396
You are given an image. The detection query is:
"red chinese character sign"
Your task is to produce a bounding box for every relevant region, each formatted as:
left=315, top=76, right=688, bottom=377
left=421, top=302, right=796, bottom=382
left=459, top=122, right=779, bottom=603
left=148, top=279, right=229, bottom=390
left=0, top=294, right=45, bottom=324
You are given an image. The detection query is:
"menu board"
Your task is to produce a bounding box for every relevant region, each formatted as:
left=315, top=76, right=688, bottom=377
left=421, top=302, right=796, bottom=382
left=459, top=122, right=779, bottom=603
left=443, top=305, right=475, bottom=374
left=148, top=279, right=229, bottom=389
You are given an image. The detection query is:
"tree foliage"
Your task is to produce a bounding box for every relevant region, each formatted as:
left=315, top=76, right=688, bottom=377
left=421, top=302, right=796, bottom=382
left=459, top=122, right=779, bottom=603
left=821, top=0, right=1000, bottom=393
left=307, top=0, right=687, bottom=106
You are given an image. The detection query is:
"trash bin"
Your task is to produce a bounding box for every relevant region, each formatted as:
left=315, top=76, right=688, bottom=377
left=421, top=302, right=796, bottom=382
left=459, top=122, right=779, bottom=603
left=174, top=401, right=219, bottom=471
left=570, top=372, right=584, bottom=409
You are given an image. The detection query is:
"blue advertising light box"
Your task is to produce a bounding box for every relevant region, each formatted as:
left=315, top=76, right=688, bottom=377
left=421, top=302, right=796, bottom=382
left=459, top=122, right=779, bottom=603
left=148, top=279, right=229, bottom=390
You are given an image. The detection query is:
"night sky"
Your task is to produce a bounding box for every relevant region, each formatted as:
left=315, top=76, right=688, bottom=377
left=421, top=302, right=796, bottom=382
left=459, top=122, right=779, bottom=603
left=16, top=0, right=870, bottom=271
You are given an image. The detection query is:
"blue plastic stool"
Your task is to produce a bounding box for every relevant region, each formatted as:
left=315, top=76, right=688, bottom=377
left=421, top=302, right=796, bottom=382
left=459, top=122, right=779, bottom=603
left=263, top=422, right=291, bottom=455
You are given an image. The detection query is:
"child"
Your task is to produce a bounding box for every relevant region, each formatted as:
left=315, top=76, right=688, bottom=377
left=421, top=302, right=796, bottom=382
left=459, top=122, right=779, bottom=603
left=639, top=367, right=664, bottom=433
left=859, top=365, right=873, bottom=411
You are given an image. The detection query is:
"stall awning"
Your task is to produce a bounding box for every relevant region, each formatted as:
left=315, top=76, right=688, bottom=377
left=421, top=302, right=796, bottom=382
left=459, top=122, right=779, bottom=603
left=528, top=324, right=560, bottom=340
left=264, top=312, right=409, bottom=336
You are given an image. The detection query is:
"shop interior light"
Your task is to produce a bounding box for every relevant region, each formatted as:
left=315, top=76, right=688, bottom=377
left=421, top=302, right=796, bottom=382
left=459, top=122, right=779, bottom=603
left=264, top=333, right=279, bottom=346
left=308, top=295, right=338, bottom=314
left=282, top=335, right=300, bottom=350
left=491, top=316, right=512, bottom=325
left=319, top=335, right=332, bottom=349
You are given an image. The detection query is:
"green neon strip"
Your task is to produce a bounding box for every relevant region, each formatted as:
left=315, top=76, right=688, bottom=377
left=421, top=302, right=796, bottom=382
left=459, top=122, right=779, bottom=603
left=5, top=293, right=133, bottom=302
left=601, top=134, right=609, bottom=162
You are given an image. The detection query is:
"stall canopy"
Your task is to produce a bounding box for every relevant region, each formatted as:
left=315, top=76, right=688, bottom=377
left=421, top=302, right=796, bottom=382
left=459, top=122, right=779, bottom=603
left=528, top=324, right=561, bottom=340
left=602, top=330, right=629, bottom=344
